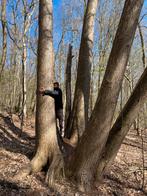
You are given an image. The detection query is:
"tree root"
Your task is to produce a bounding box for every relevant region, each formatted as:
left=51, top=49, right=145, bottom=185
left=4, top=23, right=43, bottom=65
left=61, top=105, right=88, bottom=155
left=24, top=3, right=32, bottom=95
left=45, top=152, right=64, bottom=187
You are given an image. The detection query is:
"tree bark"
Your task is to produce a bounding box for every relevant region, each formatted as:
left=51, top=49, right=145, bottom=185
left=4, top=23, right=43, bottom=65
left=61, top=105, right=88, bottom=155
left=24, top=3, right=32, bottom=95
left=30, top=0, right=63, bottom=185
left=96, top=66, right=147, bottom=179
left=138, top=24, right=147, bottom=128
left=21, top=35, right=27, bottom=128
left=21, top=0, right=35, bottom=127
left=138, top=24, right=146, bottom=69
left=0, top=0, right=7, bottom=78
left=66, top=0, right=99, bottom=142
left=64, top=44, right=73, bottom=137
left=68, top=0, right=144, bottom=191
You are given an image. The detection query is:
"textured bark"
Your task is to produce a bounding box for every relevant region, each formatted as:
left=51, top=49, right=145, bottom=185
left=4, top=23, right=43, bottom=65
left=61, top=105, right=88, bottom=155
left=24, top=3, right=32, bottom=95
left=0, top=0, right=7, bottom=78
left=67, top=0, right=99, bottom=141
left=69, top=0, right=143, bottom=191
left=138, top=24, right=146, bottom=69
left=15, top=1, right=64, bottom=186
left=138, top=24, right=147, bottom=128
left=97, top=67, right=147, bottom=179
left=89, top=67, right=94, bottom=115
left=10, top=44, right=17, bottom=112
left=31, top=1, right=63, bottom=184
left=64, top=44, right=73, bottom=137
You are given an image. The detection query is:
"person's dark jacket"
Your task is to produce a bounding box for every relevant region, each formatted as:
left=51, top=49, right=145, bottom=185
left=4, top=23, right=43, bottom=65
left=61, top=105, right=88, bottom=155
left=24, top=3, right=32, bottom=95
left=43, top=87, right=63, bottom=111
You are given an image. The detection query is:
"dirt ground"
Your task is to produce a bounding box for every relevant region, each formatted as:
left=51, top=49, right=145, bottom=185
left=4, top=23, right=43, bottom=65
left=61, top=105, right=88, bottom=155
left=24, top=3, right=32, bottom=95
left=0, top=113, right=146, bottom=195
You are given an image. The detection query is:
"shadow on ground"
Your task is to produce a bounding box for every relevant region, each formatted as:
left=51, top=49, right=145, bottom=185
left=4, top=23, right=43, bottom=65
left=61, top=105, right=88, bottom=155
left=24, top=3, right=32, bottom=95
left=0, top=113, right=35, bottom=159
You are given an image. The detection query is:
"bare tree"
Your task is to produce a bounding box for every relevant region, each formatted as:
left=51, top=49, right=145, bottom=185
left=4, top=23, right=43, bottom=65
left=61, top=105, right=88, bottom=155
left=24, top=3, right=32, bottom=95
left=138, top=24, right=146, bottom=69
left=21, top=0, right=35, bottom=128
left=64, top=44, right=73, bottom=135
left=138, top=23, right=147, bottom=129
left=96, top=66, right=147, bottom=179
left=16, top=0, right=147, bottom=193
left=20, top=0, right=64, bottom=187
left=66, top=0, right=99, bottom=143
left=68, top=0, right=144, bottom=191
left=0, top=0, right=7, bottom=78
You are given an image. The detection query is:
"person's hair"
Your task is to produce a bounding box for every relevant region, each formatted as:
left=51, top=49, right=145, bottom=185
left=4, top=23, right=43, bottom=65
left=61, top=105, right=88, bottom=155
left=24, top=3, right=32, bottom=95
left=53, top=82, right=59, bottom=86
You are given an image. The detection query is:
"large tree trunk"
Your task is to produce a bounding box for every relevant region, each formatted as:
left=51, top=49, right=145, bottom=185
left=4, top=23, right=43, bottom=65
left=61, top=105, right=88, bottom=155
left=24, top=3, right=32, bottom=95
left=66, top=0, right=99, bottom=143
left=64, top=44, right=73, bottom=137
left=30, top=0, right=63, bottom=186
left=97, top=67, right=147, bottom=179
left=68, top=0, right=143, bottom=191
left=0, top=0, right=7, bottom=78
left=16, top=1, right=72, bottom=189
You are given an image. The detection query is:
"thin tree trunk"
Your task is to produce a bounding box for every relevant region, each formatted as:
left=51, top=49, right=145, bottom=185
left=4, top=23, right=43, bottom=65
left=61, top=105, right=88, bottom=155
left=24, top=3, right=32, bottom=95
left=64, top=44, right=73, bottom=137
left=96, top=67, right=147, bottom=179
left=138, top=24, right=146, bottom=69
left=138, top=24, right=147, bottom=128
left=21, top=35, right=27, bottom=129
left=68, top=0, right=143, bottom=191
left=21, top=0, right=35, bottom=128
left=10, top=43, right=17, bottom=113
left=0, top=0, right=7, bottom=78
left=66, top=0, right=99, bottom=142
left=89, top=66, right=94, bottom=115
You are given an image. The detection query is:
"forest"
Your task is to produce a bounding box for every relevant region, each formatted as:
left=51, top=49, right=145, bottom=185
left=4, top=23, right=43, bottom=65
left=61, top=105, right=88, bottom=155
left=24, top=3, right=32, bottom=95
left=0, top=0, right=147, bottom=195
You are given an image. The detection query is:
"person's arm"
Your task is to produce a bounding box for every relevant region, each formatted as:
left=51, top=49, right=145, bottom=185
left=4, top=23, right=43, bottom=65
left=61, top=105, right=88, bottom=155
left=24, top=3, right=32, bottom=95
left=43, top=90, right=59, bottom=98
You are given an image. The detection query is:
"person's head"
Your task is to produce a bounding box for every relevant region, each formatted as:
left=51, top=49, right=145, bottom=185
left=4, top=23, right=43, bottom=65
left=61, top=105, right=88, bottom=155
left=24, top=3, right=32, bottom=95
left=53, top=82, right=59, bottom=89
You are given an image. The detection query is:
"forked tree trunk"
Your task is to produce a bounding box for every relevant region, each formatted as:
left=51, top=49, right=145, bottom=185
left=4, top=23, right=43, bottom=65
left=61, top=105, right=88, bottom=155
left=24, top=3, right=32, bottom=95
left=97, top=67, right=147, bottom=179
left=68, top=0, right=143, bottom=191
left=66, top=0, right=99, bottom=143
left=0, top=0, right=7, bottom=78
left=64, top=44, right=73, bottom=136
left=30, top=0, right=63, bottom=185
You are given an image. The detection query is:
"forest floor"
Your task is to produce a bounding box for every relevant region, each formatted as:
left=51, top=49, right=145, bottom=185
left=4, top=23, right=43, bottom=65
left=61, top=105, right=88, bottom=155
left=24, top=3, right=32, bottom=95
left=0, top=112, right=147, bottom=196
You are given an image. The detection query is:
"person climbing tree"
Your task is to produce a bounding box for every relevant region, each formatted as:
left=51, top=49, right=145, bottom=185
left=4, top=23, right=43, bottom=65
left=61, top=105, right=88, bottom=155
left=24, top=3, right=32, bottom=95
left=39, top=82, right=64, bottom=136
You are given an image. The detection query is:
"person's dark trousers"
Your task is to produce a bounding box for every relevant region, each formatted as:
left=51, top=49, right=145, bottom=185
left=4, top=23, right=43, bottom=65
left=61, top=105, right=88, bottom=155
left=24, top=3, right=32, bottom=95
left=55, top=109, right=63, bottom=136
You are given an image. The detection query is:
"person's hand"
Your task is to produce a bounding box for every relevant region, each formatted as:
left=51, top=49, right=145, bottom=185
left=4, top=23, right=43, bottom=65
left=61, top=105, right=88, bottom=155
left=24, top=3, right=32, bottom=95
left=38, top=87, right=45, bottom=95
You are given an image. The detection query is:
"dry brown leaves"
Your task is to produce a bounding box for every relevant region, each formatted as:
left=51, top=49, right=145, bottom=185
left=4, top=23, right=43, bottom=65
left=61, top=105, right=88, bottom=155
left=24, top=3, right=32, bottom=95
left=0, top=113, right=147, bottom=195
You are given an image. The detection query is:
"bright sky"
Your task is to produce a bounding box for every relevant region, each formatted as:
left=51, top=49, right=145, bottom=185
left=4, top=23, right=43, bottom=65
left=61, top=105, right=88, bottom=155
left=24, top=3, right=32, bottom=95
left=53, top=0, right=62, bottom=50
left=53, top=0, right=61, bottom=7
left=3, top=0, right=147, bottom=63
left=52, top=0, right=147, bottom=48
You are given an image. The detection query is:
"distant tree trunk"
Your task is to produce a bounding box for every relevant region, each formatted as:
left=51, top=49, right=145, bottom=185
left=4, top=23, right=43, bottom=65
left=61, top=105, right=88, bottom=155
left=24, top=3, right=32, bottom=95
left=0, top=0, right=7, bottom=78
left=64, top=44, right=73, bottom=136
left=21, top=1, right=35, bottom=128
left=30, top=0, right=63, bottom=186
left=10, top=44, right=17, bottom=113
left=21, top=35, right=27, bottom=128
left=89, top=66, right=94, bottom=115
left=68, top=0, right=143, bottom=191
left=66, top=0, right=99, bottom=143
left=97, top=66, right=147, bottom=179
left=138, top=24, right=146, bottom=69
left=138, top=24, right=147, bottom=128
